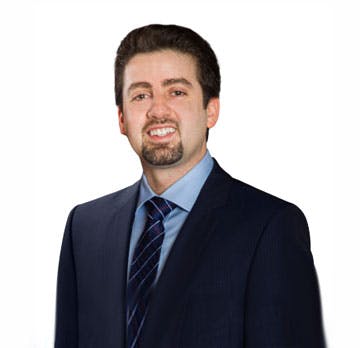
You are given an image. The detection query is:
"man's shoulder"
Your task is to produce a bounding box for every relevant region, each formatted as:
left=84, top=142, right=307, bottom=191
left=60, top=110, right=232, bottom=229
left=71, top=180, right=140, bottom=217
left=227, top=175, right=304, bottom=224
left=230, top=177, right=289, bottom=207
left=209, top=159, right=305, bottom=221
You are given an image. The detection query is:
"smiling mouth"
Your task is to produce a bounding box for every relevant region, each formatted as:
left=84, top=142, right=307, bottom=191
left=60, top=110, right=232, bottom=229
left=147, top=127, right=176, bottom=137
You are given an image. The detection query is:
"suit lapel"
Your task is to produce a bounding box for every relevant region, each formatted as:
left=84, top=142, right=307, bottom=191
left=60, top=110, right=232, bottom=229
left=139, top=160, right=233, bottom=348
left=101, top=181, right=140, bottom=348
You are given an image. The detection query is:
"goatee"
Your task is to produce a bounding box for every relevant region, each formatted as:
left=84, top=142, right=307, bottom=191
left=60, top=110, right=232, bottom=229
left=142, top=141, right=183, bottom=166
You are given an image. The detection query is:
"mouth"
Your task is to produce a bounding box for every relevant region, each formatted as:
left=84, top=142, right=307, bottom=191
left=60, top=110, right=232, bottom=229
left=146, top=126, right=177, bottom=141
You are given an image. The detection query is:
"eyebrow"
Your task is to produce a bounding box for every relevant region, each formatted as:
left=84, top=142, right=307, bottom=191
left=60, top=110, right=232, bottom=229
left=162, top=78, right=193, bottom=88
left=127, top=82, right=152, bottom=96
left=127, top=78, right=193, bottom=96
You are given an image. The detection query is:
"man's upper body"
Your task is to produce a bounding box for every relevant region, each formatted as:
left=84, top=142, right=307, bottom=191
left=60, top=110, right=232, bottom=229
left=55, top=153, right=326, bottom=348
left=55, top=24, right=326, bottom=347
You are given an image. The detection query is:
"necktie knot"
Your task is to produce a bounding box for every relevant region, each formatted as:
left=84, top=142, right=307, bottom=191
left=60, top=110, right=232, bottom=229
left=144, top=196, right=176, bottom=222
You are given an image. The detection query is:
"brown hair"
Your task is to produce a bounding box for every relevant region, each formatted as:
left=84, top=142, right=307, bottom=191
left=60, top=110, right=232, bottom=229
left=114, top=24, right=221, bottom=110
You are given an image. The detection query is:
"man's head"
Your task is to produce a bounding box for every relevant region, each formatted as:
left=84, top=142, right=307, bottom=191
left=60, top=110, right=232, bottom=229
left=115, top=24, right=221, bottom=111
left=115, top=24, right=220, bottom=170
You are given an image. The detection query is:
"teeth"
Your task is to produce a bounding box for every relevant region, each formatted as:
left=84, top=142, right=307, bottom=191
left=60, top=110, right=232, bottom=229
left=149, top=127, right=175, bottom=137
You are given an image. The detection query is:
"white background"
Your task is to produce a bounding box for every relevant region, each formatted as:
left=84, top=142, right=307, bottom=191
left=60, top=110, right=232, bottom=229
left=0, top=0, right=357, bottom=347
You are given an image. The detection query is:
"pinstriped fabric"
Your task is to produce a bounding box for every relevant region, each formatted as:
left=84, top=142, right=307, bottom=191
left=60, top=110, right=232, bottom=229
left=127, top=196, right=176, bottom=348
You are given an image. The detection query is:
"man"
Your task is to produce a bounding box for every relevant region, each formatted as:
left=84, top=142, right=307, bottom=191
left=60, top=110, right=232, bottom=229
left=55, top=24, right=326, bottom=348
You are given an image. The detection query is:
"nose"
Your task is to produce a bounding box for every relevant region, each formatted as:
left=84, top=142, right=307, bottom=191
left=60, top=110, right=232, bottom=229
left=146, top=94, right=171, bottom=120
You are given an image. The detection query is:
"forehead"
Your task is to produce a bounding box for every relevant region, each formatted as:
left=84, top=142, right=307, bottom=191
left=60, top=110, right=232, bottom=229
left=123, top=50, right=198, bottom=87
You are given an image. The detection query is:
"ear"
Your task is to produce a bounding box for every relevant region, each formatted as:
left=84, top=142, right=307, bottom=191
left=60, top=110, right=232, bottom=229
left=118, top=107, right=127, bottom=135
left=206, top=97, right=220, bottom=129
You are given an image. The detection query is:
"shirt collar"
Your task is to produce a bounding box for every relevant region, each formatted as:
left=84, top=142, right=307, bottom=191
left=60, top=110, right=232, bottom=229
left=137, top=150, right=214, bottom=212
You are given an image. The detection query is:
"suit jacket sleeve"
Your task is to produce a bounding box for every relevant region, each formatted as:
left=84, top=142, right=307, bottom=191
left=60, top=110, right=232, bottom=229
left=244, top=203, right=326, bottom=347
left=55, top=207, right=79, bottom=348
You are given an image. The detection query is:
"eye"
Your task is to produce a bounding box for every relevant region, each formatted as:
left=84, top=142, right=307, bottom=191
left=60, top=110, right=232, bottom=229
left=171, top=90, right=186, bottom=97
left=132, top=93, right=149, bottom=102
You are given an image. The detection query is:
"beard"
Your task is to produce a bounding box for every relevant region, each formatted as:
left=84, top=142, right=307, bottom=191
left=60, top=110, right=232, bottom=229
left=141, top=140, right=183, bottom=166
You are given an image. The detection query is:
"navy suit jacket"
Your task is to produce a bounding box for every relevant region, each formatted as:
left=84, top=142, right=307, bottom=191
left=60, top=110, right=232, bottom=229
left=55, top=159, right=326, bottom=347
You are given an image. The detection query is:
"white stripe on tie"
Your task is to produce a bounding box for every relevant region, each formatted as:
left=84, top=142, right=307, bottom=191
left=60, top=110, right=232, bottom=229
left=131, top=220, right=161, bottom=259
left=130, top=261, right=159, bottom=301
left=129, top=245, right=162, bottom=282
left=129, top=307, right=148, bottom=348
left=130, top=230, right=165, bottom=267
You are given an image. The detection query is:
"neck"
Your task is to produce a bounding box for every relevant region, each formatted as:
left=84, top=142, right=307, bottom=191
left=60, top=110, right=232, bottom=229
left=141, top=149, right=207, bottom=195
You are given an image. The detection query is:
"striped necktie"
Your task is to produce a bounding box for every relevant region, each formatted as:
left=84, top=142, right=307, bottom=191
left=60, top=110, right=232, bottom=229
left=127, top=196, right=176, bottom=348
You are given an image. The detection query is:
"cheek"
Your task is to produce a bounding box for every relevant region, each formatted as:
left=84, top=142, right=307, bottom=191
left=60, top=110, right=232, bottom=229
left=122, top=107, right=146, bottom=132
left=128, top=102, right=151, bottom=114
left=126, top=123, right=143, bottom=141
left=180, top=116, right=208, bottom=143
left=172, top=100, right=206, bottom=121
left=170, top=98, right=196, bottom=111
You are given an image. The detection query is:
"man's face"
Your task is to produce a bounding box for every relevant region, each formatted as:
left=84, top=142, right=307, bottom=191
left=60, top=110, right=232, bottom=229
left=118, top=49, right=219, bottom=170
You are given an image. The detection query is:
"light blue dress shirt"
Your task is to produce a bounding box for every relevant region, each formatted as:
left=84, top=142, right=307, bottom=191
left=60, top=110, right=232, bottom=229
left=127, top=150, right=214, bottom=284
